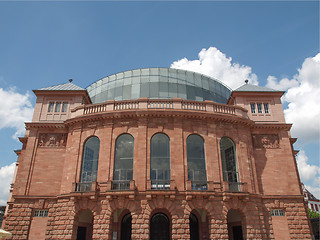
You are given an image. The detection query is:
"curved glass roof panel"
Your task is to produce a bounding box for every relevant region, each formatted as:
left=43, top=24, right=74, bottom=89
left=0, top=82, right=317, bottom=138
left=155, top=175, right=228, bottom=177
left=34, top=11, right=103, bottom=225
left=86, top=68, right=232, bottom=104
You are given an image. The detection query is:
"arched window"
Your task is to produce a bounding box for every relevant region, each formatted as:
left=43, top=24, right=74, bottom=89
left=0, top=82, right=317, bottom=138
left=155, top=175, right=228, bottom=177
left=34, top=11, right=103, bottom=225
left=227, top=209, right=244, bottom=240
left=150, top=213, right=170, bottom=240
left=220, top=137, right=239, bottom=191
left=113, top=134, right=134, bottom=190
left=150, top=133, right=170, bottom=189
left=189, top=213, right=199, bottom=240
left=78, top=136, right=100, bottom=191
left=187, top=134, right=207, bottom=190
left=121, top=213, right=132, bottom=240
left=76, top=209, right=93, bottom=240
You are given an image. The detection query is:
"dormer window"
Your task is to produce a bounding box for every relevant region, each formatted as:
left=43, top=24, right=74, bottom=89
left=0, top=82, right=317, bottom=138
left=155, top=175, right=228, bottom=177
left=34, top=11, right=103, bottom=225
left=55, top=102, right=61, bottom=112
left=48, top=102, right=54, bottom=112
left=62, top=102, right=68, bottom=112
left=257, top=103, right=262, bottom=113
left=48, top=101, right=68, bottom=113
left=264, top=103, right=269, bottom=113
left=250, top=103, right=256, bottom=113
left=250, top=102, right=270, bottom=115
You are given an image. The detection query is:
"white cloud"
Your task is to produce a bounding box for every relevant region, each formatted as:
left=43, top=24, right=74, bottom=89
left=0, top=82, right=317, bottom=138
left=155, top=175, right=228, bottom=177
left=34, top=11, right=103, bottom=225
left=170, top=47, right=259, bottom=90
left=266, top=75, right=299, bottom=91
left=296, top=150, right=320, bottom=182
left=0, top=163, right=15, bottom=206
left=296, top=150, right=320, bottom=199
left=0, top=87, right=34, bottom=139
left=305, top=184, right=320, bottom=200
left=280, top=53, right=320, bottom=144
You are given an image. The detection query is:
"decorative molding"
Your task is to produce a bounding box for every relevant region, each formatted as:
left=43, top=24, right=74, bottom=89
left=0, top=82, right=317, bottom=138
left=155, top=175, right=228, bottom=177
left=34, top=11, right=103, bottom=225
left=252, top=134, right=280, bottom=149
left=38, top=133, right=67, bottom=147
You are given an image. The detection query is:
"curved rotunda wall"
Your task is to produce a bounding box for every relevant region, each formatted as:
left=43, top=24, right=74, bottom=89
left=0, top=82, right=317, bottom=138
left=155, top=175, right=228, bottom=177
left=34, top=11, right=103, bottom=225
left=86, top=68, right=231, bottom=104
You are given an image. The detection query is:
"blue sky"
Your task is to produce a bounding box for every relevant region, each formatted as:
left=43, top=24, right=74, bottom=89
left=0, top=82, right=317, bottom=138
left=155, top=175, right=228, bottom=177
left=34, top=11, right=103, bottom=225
left=0, top=1, right=319, bottom=204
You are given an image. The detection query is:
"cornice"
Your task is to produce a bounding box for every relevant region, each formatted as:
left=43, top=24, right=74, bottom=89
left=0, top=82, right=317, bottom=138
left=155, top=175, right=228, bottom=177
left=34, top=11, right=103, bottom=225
left=25, top=122, right=67, bottom=130
left=251, top=123, right=292, bottom=130
left=65, top=109, right=254, bottom=127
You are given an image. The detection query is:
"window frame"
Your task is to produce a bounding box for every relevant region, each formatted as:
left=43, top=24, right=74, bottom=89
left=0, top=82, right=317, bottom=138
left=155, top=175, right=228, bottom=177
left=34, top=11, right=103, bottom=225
left=113, top=134, right=134, bottom=190
left=150, top=133, right=171, bottom=189
left=186, top=134, right=207, bottom=190
left=80, top=136, right=100, bottom=184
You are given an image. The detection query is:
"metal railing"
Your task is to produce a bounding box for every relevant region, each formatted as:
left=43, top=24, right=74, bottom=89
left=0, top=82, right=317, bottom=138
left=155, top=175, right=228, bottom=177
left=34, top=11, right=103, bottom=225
left=112, top=180, right=131, bottom=190
left=151, top=180, right=171, bottom=190
left=188, top=169, right=208, bottom=191
left=75, top=182, right=92, bottom=192
left=223, top=171, right=247, bottom=192
left=227, top=182, right=246, bottom=192
left=150, top=169, right=170, bottom=190
left=191, top=180, right=208, bottom=190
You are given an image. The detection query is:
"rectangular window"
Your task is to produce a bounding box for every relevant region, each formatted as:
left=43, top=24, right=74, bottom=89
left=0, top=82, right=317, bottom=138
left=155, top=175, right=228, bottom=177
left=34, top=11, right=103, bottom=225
left=55, top=102, right=61, bottom=112
left=62, top=102, right=68, bottom=112
left=264, top=103, right=269, bottom=113
left=34, top=210, right=48, bottom=217
left=250, top=103, right=256, bottom=113
left=315, top=204, right=319, bottom=211
left=48, top=102, right=54, bottom=112
left=257, top=103, right=262, bottom=113
left=311, top=204, right=315, bottom=211
left=271, top=209, right=284, bottom=216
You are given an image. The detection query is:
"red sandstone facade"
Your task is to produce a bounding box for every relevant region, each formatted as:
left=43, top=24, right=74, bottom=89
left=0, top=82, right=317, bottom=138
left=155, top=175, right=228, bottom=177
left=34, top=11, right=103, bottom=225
left=2, top=75, right=312, bottom=239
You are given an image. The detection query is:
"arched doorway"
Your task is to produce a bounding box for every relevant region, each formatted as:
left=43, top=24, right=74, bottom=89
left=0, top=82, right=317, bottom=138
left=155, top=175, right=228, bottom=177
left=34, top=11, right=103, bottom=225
left=76, top=209, right=93, bottom=240
left=189, top=213, right=199, bottom=240
left=121, top=213, right=132, bottom=240
left=227, top=209, right=243, bottom=240
left=150, top=213, right=170, bottom=240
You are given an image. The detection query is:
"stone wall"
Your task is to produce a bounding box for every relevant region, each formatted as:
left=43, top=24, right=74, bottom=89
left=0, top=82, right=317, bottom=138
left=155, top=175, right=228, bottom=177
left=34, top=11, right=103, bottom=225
left=3, top=194, right=312, bottom=240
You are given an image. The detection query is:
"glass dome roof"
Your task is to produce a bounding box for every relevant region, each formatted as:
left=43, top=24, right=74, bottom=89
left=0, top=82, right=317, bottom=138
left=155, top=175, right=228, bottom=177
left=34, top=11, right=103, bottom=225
left=86, top=68, right=231, bottom=104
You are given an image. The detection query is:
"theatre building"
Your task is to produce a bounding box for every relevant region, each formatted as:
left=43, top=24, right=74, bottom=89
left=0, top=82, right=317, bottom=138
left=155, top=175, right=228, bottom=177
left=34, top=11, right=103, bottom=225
left=3, top=68, right=312, bottom=239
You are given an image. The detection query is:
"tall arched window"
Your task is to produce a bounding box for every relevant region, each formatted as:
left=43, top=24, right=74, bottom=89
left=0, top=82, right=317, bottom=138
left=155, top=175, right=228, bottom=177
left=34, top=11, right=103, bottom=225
left=220, top=137, right=239, bottom=191
left=150, top=213, right=170, bottom=240
left=189, top=213, right=199, bottom=240
left=79, top=136, right=100, bottom=191
left=187, top=134, right=207, bottom=190
left=150, top=133, right=170, bottom=189
left=113, top=134, right=134, bottom=190
left=121, top=213, right=132, bottom=240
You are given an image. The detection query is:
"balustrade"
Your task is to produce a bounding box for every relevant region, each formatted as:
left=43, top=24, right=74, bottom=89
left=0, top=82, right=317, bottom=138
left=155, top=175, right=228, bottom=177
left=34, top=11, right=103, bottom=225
left=73, top=98, right=247, bottom=118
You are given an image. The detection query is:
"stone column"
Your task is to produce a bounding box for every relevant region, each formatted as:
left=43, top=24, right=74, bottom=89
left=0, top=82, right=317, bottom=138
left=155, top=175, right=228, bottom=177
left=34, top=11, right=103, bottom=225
left=131, top=200, right=150, bottom=240
left=172, top=213, right=189, bottom=240
left=209, top=216, right=228, bottom=240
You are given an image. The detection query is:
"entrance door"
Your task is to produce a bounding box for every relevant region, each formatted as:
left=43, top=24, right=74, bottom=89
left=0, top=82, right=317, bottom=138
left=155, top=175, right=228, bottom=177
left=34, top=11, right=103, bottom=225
left=121, top=213, right=132, bottom=240
left=189, top=213, right=199, bottom=240
left=77, top=226, right=87, bottom=240
left=232, top=226, right=243, bottom=240
left=150, top=213, right=170, bottom=240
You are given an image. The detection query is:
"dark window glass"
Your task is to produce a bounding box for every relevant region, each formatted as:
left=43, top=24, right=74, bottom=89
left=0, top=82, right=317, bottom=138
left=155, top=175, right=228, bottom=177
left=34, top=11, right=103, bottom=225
left=80, top=137, right=100, bottom=183
left=62, top=102, right=68, bottom=112
left=220, top=137, right=239, bottom=191
left=150, top=133, right=170, bottom=189
left=150, top=213, right=170, bottom=240
left=264, top=103, right=269, bottom=113
left=250, top=103, right=255, bottom=113
left=187, top=134, right=207, bottom=190
left=121, top=213, right=132, bottom=240
left=257, top=103, right=262, bottom=113
left=189, top=213, right=199, bottom=240
left=113, top=134, right=134, bottom=190
left=48, top=102, right=54, bottom=112
left=55, top=102, right=61, bottom=112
